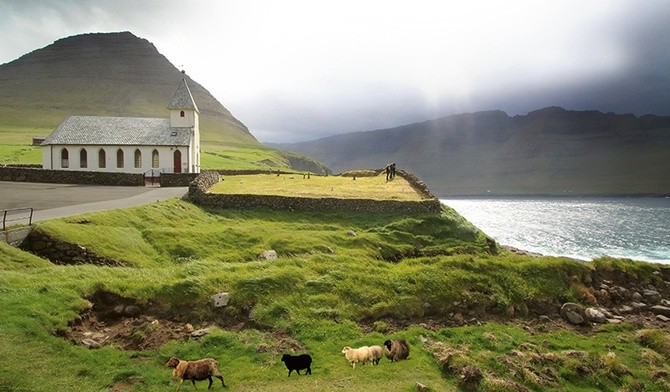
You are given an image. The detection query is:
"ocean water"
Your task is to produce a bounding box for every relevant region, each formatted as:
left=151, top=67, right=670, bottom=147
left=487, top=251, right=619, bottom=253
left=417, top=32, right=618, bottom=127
left=441, top=197, right=670, bottom=264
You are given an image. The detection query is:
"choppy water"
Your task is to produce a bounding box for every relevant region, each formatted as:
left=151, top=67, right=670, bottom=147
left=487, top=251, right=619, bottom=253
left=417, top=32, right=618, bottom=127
left=441, top=197, right=670, bottom=264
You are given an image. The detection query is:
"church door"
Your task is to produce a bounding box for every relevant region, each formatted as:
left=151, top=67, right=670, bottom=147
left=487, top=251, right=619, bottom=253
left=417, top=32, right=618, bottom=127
left=173, top=150, right=182, bottom=173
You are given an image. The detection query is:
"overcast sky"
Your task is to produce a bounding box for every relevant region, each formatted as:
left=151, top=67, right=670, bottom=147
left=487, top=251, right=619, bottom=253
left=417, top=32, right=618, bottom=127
left=1, top=0, right=669, bottom=143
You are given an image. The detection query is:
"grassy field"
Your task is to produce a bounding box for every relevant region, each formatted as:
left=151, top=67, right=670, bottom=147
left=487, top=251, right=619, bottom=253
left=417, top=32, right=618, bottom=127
left=210, top=173, right=425, bottom=200
left=1, top=199, right=669, bottom=391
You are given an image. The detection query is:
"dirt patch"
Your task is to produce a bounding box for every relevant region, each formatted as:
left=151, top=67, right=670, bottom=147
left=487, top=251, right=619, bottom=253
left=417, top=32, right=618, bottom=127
left=63, top=290, right=192, bottom=350
left=62, top=290, right=308, bottom=353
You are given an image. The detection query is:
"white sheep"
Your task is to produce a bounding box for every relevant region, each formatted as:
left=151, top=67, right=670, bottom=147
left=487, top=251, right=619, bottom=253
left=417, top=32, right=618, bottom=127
left=370, top=345, right=383, bottom=365
left=341, top=346, right=373, bottom=369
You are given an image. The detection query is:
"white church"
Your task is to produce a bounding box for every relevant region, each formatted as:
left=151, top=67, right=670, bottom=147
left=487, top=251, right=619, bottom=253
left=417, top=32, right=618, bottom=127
left=41, top=78, right=200, bottom=174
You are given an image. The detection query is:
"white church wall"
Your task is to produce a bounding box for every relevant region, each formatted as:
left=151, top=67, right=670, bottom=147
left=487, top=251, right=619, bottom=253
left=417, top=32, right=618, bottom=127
left=43, top=145, right=192, bottom=174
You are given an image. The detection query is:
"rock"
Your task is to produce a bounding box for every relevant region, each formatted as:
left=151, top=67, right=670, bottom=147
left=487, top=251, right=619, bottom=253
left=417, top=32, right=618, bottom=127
left=346, top=231, right=357, bottom=236
left=258, top=250, right=277, bottom=260
left=416, top=382, right=430, bottom=392
left=191, top=327, right=213, bottom=338
left=656, top=314, right=670, bottom=322
left=631, top=302, right=648, bottom=311
left=124, top=305, right=141, bottom=317
left=661, top=299, right=670, bottom=307
left=618, top=305, right=635, bottom=314
left=112, top=305, right=125, bottom=316
left=585, top=307, right=607, bottom=323
left=82, top=338, right=101, bottom=349
left=606, top=318, right=623, bottom=324
left=211, top=292, right=230, bottom=307
left=643, top=290, right=661, bottom=304
left=650, top=305, right=670, bottom=317
left=538, top=315, right=551, bottom=323
left=632, top=292, right=643, bottom=302
left=183, top=323, right=194, bottom=333
left=560, top=303, right=585, bottom=325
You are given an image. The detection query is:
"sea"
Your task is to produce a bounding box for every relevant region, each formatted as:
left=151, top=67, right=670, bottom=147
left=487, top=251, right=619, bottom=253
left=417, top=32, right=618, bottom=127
left=440, top=197, right=670, bottom=264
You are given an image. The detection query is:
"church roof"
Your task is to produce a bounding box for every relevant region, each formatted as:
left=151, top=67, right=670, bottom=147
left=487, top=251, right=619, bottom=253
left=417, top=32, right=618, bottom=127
left=41, top=116, right=192, bottom=146
left=167, top=78, right=199, bottom=112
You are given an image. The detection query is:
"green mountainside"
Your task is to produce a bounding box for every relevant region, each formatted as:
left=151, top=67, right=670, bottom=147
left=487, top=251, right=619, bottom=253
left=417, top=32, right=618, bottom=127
left=273, top=107, right=670, bottom=196
left=0, top=31, right=328, bottom=173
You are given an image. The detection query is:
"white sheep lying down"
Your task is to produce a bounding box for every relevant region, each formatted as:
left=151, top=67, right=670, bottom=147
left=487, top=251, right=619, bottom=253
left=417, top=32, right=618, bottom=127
left=341, top=346, right=374, bottom=369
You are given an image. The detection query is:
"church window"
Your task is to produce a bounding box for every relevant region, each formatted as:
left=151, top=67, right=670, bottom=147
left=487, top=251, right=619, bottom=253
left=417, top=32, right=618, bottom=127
left=152, top=149, right=159, bottom=168
left=134, top=149, right=142, bottom=168
left=98, top=149, right=106, bottom=168
left=117, top=149, right=124, bottom=168
left=80, top=148, right=87, bottom=169
left=61, top=148, right=69, bottom=168
left=180, top=110, right=185, bottom=117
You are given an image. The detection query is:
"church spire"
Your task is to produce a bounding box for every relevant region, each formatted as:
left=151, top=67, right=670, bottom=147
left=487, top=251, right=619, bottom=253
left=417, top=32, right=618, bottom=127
left=168, top=78, right=199, bottom=113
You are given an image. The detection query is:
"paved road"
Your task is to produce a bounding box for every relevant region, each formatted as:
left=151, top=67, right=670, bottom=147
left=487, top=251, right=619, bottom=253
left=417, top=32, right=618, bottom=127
left=0, top=182, right=188, bottom=223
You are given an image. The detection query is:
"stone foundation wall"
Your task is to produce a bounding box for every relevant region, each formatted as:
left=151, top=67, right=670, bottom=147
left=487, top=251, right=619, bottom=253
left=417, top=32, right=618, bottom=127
left=189, top=171, right=441, bottom=214
left=0, top=167, right=144, bottom=186
left=21, top=229, right=126, bottom=266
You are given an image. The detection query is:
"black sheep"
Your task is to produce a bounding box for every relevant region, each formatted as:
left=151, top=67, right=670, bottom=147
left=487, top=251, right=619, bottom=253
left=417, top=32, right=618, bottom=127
left=280, top=353, right=313, bottom=376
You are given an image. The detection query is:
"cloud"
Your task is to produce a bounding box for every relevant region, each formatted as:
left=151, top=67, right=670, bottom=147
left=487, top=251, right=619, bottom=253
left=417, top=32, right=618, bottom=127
left=1, top=0, right=669, bottom=143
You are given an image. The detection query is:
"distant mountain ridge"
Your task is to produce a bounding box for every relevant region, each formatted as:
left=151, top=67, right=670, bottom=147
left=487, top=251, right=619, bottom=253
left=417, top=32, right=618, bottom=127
left=272, top=107, right=670, bottom=196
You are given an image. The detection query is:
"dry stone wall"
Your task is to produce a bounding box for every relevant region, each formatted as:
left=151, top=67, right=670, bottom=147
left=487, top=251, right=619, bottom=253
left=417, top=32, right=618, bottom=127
left=189, top=170, right=442, bottom=214
left=22, top=229, right=126, bottom=266
left=0, top=166, right=198, bottom=187
left=159, top=173, right=199, bottom=187
left=0, top=166, right=143, bottom=186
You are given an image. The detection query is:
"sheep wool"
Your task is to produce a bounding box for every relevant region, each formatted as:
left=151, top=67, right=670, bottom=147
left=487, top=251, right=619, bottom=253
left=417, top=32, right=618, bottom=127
left=166, top=357, right=226, bottom=391
left=370, top=345, right=383, bottom=365
left=383, top=339, right=410, bottom=362
left=341, top=346, right=373, bottom=369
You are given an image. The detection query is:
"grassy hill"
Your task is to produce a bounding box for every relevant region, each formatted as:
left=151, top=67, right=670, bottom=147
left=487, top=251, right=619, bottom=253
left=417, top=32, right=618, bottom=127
left=0, top=32, right=328, bottom=173
left=1, top=198, right=669, bottom=391
left=272, top=107, right=670, bottom=196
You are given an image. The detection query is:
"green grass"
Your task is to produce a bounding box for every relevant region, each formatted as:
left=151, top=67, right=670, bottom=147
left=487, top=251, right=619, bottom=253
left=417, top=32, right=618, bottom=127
left=210, top=173, right=425, bottom=200
left=1, top=199, right=669, bottom=391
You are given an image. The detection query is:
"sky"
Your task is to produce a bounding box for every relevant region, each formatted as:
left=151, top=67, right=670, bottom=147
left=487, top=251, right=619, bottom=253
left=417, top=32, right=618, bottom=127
left=1, top=0, right=669, bottom=143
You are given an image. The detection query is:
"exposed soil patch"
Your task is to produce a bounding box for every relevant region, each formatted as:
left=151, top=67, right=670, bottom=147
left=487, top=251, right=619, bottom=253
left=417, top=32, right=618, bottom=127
left=63, top=290, right=308, bottom=353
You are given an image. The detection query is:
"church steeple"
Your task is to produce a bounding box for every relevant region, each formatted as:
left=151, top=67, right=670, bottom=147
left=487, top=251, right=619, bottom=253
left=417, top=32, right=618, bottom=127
left=168, top=77, right=199, bottom=128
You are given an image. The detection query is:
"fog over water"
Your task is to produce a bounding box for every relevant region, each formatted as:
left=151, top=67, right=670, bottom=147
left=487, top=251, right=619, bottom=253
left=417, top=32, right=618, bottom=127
left=442, top=197, right=670, bottom=264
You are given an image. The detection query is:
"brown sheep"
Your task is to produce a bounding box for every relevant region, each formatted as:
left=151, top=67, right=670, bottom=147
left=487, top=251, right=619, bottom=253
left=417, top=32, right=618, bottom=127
left=383, top=339, right=410, bottom=362
left=166, top=357, right=226, bottom=391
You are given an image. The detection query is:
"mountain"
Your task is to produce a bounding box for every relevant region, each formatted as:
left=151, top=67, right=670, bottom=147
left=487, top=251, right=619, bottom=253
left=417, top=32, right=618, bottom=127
left=271, top=107, right=670, bottom=196
left=0, top=31, right=328, bottom=173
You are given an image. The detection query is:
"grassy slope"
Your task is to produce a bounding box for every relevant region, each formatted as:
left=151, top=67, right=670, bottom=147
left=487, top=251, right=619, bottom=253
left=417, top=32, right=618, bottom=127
left=1, top=199, right=669, bottom=391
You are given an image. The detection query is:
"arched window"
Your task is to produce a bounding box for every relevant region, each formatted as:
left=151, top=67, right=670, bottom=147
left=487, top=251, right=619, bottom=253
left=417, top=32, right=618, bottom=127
left=180, top=110, right=185, bottom=117
left=134, top=149, right=142, bottom=168
left=116, top=149, right=124, bottom=168
left=79, top=148, right=87, bottom=169
left=98, top=149, right=106, bottom=168
left=152, top=149, right=159, bottom=168
left=61, top=148, right=69, bottom=168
